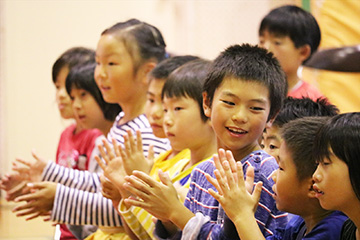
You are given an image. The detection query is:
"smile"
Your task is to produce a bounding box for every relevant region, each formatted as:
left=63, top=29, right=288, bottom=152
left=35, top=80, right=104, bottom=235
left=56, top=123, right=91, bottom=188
left=226, top=126, right=247, bottom=134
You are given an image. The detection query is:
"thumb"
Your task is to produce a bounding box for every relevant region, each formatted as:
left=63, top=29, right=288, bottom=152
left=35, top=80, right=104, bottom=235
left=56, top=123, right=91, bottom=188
left=158, top=170, right=172, bottom=186
left=253, top=181, right=263, bottom=207
left=245, top=166, right=255, bottom=193
left=26, top=182, right=48, bottom=190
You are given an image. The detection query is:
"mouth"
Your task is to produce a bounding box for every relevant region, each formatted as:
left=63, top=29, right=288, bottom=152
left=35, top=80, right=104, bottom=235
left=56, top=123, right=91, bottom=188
left=226, top=126, right=248, bottom=136
left=100, top=85, right=111, bottom=92
left=151, top=123, right=163, bottom=129
left=166, top=132, right=175, bottom=138
left=312, top=184, right=324, bottom=197
left=78, top=115, right=86, bottom=121
left=58, top=103, right=68, bottom=110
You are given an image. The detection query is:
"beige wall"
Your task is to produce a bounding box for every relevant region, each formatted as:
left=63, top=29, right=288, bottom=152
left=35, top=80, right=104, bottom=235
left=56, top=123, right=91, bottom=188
left=0, top=0, right=284, bottom=174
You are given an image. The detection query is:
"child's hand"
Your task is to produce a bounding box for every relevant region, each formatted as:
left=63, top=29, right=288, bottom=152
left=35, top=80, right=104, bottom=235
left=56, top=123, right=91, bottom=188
left=100, top=174, right=122, bottom=208
left=206, top=149, right=263, bottom=224
left=12, top=149, right=48, bottom=183
left=12, top=181, right=57, bottom=221
left=95, top=138, right=130, bottom=198
left=123, top=170, right=183, bottom=222
left=121, top=130, right=154, bottom=175
left=0, top=173, right=29, bottom=201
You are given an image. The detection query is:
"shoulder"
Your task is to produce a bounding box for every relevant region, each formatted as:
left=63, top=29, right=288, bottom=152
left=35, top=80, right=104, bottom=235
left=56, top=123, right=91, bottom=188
left=307, top=211, right=348, bottom=239
left=245, top=150, right=278, bottom=176
left=340, top=218, right=356, bottom=240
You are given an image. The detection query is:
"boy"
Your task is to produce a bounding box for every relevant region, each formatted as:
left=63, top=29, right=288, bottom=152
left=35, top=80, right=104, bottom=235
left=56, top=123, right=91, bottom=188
left=259, top=5, right=325, bottom=100
left=96, top=59, right=216, bottom=239
left=122, top=44, right=288, bottom=239
left=208, top=117, right=348, bottom=239
left=261, top=97, right=339, bottom=160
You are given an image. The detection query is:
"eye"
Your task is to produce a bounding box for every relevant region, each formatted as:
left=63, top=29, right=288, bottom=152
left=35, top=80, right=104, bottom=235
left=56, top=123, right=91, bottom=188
left=269, top=144, right=278, bottom=150
left=221, top=100, right=235, bottom=106
left=260, top=143, right=265, bottom=149
left=174, top=107, right=183, bottom=111
left=250, top=106, right=265, bottom=111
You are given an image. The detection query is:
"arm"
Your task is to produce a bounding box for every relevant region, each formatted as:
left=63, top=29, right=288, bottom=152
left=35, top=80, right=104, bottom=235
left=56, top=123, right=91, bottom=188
left=123, top=170, right=195, bottom=232
left=205, top=149, right=264, bottom=240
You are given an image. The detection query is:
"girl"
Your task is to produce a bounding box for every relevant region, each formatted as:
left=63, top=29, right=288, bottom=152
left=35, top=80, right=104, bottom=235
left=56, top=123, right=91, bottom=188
left=313, top=112, right=360, bottom=240
left=13, top=19, right=171, bottom=240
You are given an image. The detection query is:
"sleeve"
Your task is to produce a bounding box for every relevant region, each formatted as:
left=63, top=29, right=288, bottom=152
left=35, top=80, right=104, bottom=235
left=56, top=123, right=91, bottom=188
left=118, top=199, right=153, bottom=240
left=51, top=184, right=122, bottom=227
left=42, top=161, right=101, bottom=193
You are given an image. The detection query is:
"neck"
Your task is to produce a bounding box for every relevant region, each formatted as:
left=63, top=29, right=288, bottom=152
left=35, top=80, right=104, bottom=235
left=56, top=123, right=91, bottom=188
left=287, top=71, right=301, bottom=93
left=189, top=138, right=216, bottom=168
left=74, top=122, right=84, bottom=134
left=302, top=208, right=333, bottom=235
left=100, top=120, right=114, bottom=136
left=118, top=93, right=147, bottom=124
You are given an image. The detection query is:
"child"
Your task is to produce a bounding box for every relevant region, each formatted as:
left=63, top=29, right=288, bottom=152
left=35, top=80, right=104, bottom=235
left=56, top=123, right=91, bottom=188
left=208, top=117, right=348, bottom=239
left=312, top=112, right=360, bottom=240
left=97, top=58, right=217, bottom=239
left=259, top=5, right=325, bottom=100
left=122, top=44, right=288, bottom=239
left=261, top=97, right=339, bottom=160
left=12, top=19, right=170, bottom=239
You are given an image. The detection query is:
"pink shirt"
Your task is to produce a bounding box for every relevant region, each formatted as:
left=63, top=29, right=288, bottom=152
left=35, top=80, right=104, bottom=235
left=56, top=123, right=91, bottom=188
left=288, top=80, right=325, bottom=101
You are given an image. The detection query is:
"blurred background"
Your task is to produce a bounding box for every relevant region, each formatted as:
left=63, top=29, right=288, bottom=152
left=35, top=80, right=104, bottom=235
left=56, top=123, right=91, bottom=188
left=0, top=0, right=359, bottom=238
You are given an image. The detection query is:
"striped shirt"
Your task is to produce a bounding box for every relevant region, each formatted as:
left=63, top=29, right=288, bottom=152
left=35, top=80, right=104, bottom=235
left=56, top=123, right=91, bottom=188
left=43, top=112, right=170, bottom=226
left=182, top=150, right=288, bottom=239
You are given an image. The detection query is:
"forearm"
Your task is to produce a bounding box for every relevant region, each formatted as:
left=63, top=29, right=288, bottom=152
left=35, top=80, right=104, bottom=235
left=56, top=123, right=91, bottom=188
left=232, top=213, right=265, bottom=240
left=42, top=162, right=100, bottom=192
left=168, top=201, right=195, bottom=230
left=51, top=184, right=122, bottom=226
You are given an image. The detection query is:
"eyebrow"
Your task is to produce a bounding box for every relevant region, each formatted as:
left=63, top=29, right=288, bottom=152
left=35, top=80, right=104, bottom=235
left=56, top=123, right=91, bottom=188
left=265, top=135, right=279, bottom=141
left=221, top=91, right=267, bottom=104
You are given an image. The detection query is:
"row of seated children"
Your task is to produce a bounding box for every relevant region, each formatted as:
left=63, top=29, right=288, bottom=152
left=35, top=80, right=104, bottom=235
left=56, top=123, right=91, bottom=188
left=0, top=4, right=347, bottom=240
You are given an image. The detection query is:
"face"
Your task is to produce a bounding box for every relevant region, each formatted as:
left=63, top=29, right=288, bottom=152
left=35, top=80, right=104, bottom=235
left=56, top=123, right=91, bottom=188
left=313, top=151, right=358, bottom=213
left=70, top=88, right=104, bottom=130
left=204, top=78, right=270, bottom=159
left=145, top=78, right=166, bottom=138
left=94, top=34, right=139, bottom=105
left=259, top=30, right=304, bottom=76
left=163, top=95, right=209, bottom=152
left=54, top=66, right=74, bottom=119
left=261, top=125, right=282, bottom=161
left=272, top=142, right=309, bottom=214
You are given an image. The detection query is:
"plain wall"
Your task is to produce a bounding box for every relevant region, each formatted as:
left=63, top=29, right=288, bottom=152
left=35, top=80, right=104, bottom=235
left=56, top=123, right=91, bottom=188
left=1, top=0, right=289, bottom=174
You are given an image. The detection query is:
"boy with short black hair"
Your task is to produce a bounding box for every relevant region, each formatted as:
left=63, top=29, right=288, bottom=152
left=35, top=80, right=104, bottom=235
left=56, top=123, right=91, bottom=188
left=259, top=5, right=325, bottom=100
left=261, top=97, right=339, bottom=159
left=122, top=44, right=289, bottom=239
left=208, top=117, right=348, bottom=240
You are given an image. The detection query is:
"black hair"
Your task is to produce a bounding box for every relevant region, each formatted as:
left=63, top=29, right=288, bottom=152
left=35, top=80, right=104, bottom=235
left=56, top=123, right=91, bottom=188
left=52, top=47, right=95, bottom=83
left=150, top=55, right=199, bottom=80
left=273, top=97, right=339, bottom=128
left=162, top=59, right=211, bottom=122
left=203, top=43, right=287, bottom=121
left=259, top=5, right=321, bottom=63
left=313, top=112, right=360, bottom=200
left=101, top=19, right=167, bottom=71
left=66, top=63, right=121, bottom=121
left=281, top=116, right=329, bottom=181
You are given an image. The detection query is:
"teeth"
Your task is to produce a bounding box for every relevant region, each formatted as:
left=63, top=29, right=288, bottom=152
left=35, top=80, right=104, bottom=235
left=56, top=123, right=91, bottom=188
left=227, top=127, right=246, bottom=133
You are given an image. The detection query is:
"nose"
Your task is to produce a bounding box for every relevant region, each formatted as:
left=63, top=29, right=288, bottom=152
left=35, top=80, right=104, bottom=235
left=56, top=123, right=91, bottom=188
left=58, top=87, right=68, bottom=99
left=72, top=97, right=81, bottom=110
left=95, top=64, right=107, bottom=81
left=312, top=165, right=322, bottom=183
left=272, top=169, right=278, bottom=183
left=231, top=107, right=248, bottom=123
left=163, top=110, right=173, bottom=127
left=152, top=104, right=163, bottom=120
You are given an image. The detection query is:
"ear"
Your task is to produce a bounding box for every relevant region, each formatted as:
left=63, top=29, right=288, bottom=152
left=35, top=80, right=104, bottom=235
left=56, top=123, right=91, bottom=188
left=299, top=44, right=311, bottom=64
left=137, top=61, right=156, bottom=85
left=202, top=92, right=211, bottom=118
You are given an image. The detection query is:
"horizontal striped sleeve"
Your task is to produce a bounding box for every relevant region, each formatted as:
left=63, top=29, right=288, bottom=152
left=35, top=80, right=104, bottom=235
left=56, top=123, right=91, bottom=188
left=51, top=184, right=122, bottom=226
left=118, top=200, right=153, bottom=240
left=41, top=162, right=100, bottom=192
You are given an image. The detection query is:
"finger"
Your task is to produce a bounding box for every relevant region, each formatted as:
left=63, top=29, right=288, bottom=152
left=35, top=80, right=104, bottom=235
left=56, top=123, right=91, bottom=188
left=127, top=130, right=137, bottom=154
left=223, top=160, right=236, bottom=189
left=213, top=153, right=225, bottom=178
left=236, top=162, right=245, bottom=188
left=14, top=158, right=31, bottom=167
left=103, top=139, right=115, bottom=160
left=25, top=212, right=42, bottom=221
left=225, top=150, right=237, bottom=175
left=147, top=145, right=154, bottom=163
left=208, top=188, right=222, bottom=203
left=124, top=175, right=152, bottom=196
left=15, top=206, right=39, bottom=217
left=213, top=168, right=228, bottom=194
left=31, top=150, right=42, bottom=163
left=205, top=172, right=222, bottom=195
left=253, top=181, right=263, bottom=204
left=244, top=165, right=255, bottom=193
left=132, top=170, right=157, bottom=188
left=112, top=138, right=121, bottom=157
left=135, top=130, right=144, bottom=153
left=95, top=155, right=107, bottom=171
left=98, top=141, right=110, bottom=164
left=157, top=170, right=172, bottom=187
left=15, top=191, right=40, bottom=203
left=123, top=197, right=149, bottom=209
